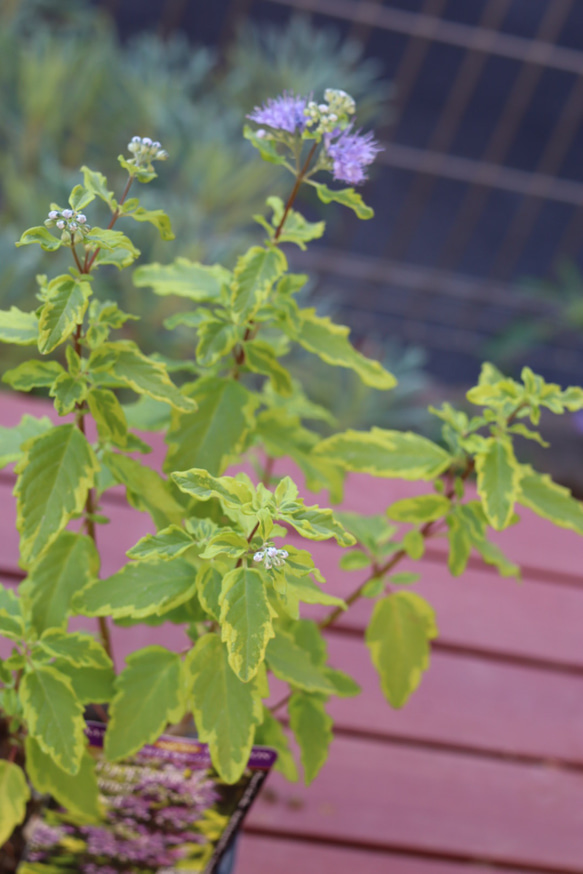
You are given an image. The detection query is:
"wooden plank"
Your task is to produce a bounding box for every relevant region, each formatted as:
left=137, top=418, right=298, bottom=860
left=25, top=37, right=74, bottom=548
left=237, top=834, right=541, bottom=874
left=321, top=634, right=583, bottom=766
left=246, top=735, right=583, bottom=872
left=288, top=534, right=583, bottom=670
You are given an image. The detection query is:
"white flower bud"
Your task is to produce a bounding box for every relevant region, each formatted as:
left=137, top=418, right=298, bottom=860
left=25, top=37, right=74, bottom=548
left=77, top=214, right=87, bottom=224
left=152, top=141, right=161, bottom=149
left=62, top=209, right=73, bottom=219
left=256, top=129, right=267, bottom=139
left=56, top=220, right=65, bottom=229
left=131, top=135, right=141, bottom=143
left=142, top=137, right=153, bottom=147
left=48, top=210, right=59, bottom=220
left=69, top=221, right=77, bottom=229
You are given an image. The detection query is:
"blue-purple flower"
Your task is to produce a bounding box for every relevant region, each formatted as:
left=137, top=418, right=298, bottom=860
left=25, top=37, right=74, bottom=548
left=248, top=92, right=308, bottom=134
left=325, top=126, right=383, bottom=185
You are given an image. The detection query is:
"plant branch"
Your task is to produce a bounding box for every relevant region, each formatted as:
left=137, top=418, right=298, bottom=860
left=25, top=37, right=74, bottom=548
left=84, top=174, right=135, bottom=273
left=273, top=142, right=317, bottom=241
left=269, top=456, right=476, bottom=717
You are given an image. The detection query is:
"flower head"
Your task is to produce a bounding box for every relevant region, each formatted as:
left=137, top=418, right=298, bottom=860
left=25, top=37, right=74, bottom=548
left=248, top=92, right=308, bottom=134
left=254, top=544, right=289, bottom=569
left=325, top=126, right=383, bottom=185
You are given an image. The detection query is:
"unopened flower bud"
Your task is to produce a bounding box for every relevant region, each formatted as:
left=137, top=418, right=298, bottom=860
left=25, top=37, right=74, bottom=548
left=142, top=137, right=153, bottom=147
left=131, top=135, right=141, bottom=143
left=48, top=210, right=59, bottom=220
left=69, top=221, right=77, bottom=229
left=77, top=214, right=87, bottom=224
left=56, top=220, right=65, bottom=229
left=152, top=141, right=161, bottom=149
left=256, top=129, right=267, bottom=138
left=62, top=209, right=73, bottom=219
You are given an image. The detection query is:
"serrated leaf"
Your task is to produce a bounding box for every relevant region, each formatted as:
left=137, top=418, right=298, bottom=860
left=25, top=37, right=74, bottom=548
left=365, top=592, right=437, bottom=708
left=285, top=574, right=346, bottom=610
left=22, top=531, right=99, bottom=633
left=105, top=646, right=184, bottom=760
left=3, top=360, right=64, bottom=391
left=256, top=409, right=341, bottom=498
left=123, top=205, right=174, bottom=240
left=255, top=708, right=298, bottom=781
left=54, top=661, right=114, bottom=704
left=164, top=377, right=258, bottom=477
left=336, top=511, right=396, bottom=554
left=20, top=664, right=85, bottom=773
left=219, top=568, right=275, bottom=682
left=38, top=275, right=91, bottom=354
left=231, top=246, right=287, bottom=322
left=266, top=631, right=336, bottom=694
left=104, top=451, right=184, bottom=529
left=81, top=165, right=116, bottom=208
left=0, top=415, right=52, bottom=468
left=194, top=566, right=222, bottom=623
left=127, top=525, right=194, bottom=561
left=89, top=341, right=194, bottom=411
left=0, top=584, right=24, bottom=640
left=16, top=226, right=62, bottom=251
left=74, top=558, right=197, bottom=619
left=475, top=436, right=521, bottom=530
left=196, top=319, right=240, bottom=366
left=87, top=388, right=128, bottom=447
left=339, top=549, right=370, bottom=571
left=293, top=309, right=395, bottom=389
left=315, top=428, right=453, bottom=480
left=387, top=494, right=451, bottom=523
left=446, top=514, right=471, bottom=576
left=312, top=180, right=373, bottom=218
left=323, top=667, right=361, bottom=698
left=265, top=196, right=325, bottom=249
left=134, top=258, right=230, bottom=301
left=185, top=634, right=262, bottom=783
left=172, top=468, right=254, bottom=511
left=15, top=424, right=99, bottom=565
left=85, top=228, right=140, bottom=268
left=37, top=630, right=111, bottom=668
left=26, top=736, right=100, bottom=820
left=402, top=529, right=425, bottom=560
left=0, top=306, right=39, bottom=345
left=0, top=761, right=30, bottom=845
left=196, top=565, right=223, bottom=622
left=49, top=372, right=87, bottom=415
left=288, top=692, right=332, bottom=785
left=517, top=468, right=583, bottom=535
left=68, top=183, right=94, bottom=210
left=279, top=504, right=355, bottom=547
left=245, top=340, right=293, bottom=396
left=199, top=531, right=249, bottom=560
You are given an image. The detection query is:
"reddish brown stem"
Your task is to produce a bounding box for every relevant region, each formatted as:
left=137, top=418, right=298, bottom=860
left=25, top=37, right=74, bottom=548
left=84, top=174, right=135, bottom=273
left=273, top=142, right=317, bottom=241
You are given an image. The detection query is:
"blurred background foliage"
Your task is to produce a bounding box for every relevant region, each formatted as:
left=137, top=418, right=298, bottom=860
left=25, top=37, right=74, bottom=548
left=0, top=0, right=436, bottom=434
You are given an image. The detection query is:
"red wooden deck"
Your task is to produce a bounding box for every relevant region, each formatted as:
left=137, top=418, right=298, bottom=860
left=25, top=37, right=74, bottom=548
left=2, top=393, right=583, bottom=873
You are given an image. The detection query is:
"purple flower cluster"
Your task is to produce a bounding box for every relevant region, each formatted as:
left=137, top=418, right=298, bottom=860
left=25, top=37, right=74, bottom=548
left=325, top=127, right=384, bottom=185
left=248, top=92, right=308, bottom=135
left=247, top=90, right=382, bottom=185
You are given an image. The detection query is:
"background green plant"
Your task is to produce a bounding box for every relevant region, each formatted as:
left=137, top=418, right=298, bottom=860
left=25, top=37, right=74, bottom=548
left=1, top=86, right=583, bottom=869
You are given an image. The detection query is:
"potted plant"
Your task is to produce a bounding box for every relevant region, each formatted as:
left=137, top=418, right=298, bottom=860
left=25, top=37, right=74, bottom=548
left=1, top=89, right=583, bottom=872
